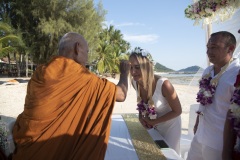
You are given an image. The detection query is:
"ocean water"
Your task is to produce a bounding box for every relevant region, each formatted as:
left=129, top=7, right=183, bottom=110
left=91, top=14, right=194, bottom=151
left=155, top=72, right=202, bottom=86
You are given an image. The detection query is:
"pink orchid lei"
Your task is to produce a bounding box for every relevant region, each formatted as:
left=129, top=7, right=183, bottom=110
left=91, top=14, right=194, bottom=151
left=136, top=100, right=157, bottom=120
left=196, top=59, right=233, bottom=115
left=196, top=74, right=216, bottom=106
left=229, top=72, right=240, bottom=152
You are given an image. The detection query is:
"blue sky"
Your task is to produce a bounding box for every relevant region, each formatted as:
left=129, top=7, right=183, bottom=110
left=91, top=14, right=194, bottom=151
left=95, top=0, right=240, bottom=71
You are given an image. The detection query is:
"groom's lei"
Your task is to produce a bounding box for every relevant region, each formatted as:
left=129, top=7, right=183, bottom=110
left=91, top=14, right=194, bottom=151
left=196, top=59, right=233, bottom=115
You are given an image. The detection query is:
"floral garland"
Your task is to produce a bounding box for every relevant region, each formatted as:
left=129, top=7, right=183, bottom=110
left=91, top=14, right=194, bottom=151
left=196, top=73, right=216, bottom=106
left=196, top=59, right=233, bottom=114
left=136, top=86, right=157, bottom=120
left=184, top=0, right=240, bottom=25
left=230, top=71, right=240, bottom=152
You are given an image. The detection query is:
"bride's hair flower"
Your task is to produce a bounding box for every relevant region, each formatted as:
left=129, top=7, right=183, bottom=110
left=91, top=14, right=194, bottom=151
left=131, top=48, right=154, bottom=63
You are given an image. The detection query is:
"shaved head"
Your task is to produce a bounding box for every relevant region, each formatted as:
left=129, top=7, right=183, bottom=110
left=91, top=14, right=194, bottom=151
left=58, top=32, right=89, bottom=65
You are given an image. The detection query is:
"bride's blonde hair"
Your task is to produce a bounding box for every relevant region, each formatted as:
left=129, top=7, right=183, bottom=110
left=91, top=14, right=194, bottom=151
left=129, top=49, right=154, bottom=101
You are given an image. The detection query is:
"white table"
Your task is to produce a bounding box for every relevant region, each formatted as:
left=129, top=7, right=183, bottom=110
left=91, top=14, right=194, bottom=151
left=106, top=114, right=183, bottom=160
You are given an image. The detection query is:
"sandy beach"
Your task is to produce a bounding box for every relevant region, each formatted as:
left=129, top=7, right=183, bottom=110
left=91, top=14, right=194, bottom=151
left=0, top=76, right=199, bottom=134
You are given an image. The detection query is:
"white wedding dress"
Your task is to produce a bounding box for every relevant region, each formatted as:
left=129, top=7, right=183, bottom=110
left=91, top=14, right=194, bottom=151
left=133, top=77, right=182, bottom=154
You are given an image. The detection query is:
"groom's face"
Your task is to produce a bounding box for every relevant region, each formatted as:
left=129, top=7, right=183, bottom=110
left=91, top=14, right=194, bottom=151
left=207, top=35, right=231, bottom=66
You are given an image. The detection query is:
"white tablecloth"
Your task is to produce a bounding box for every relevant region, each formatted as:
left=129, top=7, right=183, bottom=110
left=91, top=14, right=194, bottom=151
left=105, top=114, right=183, bottom=160
left=105, top=114, right=138, bottom=160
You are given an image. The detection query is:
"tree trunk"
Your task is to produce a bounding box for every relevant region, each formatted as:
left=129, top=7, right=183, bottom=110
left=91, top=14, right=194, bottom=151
left=7, top=53, right=11, bottom=77
left=25, top=54, right=28, bottom=77
left=13, top=52, right=20, bottom=77
left=18, top=53, right=22, bottom=77
left=31, top=54, right=33, bottom=75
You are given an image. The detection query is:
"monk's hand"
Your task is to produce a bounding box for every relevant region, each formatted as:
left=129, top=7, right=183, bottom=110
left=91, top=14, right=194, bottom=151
left=119, top=60, right=130, bottom=75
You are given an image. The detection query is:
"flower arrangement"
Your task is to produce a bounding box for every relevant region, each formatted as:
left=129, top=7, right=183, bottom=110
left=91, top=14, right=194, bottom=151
left=184, top=0, right=240, bottom=25
left=136, top=100, right=157, bottom=120
left=196, top=73, right=216, bottom=106
left=230, top=71, right=240, bottom=152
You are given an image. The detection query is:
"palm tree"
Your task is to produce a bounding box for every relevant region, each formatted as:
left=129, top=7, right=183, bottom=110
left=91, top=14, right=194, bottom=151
left=0, top=22, right=25, bottom=76
left=96, top=25, right=130, bottom=74
left=96, top=41, right=115, bottom=74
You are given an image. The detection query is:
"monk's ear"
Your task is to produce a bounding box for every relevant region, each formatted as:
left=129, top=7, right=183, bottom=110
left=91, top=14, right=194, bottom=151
left=227, top=45, right=235, bottom=54
left=74, top=42, right=80, bottom=55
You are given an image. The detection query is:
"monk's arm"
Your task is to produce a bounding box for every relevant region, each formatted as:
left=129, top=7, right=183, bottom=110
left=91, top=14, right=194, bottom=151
left=115, top=60, right=130, bottom=102
left=116, top=73, right=128, bottom=102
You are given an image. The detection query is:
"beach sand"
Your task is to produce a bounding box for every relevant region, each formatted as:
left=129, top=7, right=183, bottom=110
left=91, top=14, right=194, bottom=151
left=0, top=77, right=199, bottom=134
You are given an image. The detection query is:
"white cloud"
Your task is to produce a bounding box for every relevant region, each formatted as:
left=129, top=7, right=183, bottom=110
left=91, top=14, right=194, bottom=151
left=123, top=34, right=159, bottom=43
left=102, top=21, right=159, bottom=43
left=103, top=21, right=145, bottom=28
left=116, top=22, right=145, bottom=27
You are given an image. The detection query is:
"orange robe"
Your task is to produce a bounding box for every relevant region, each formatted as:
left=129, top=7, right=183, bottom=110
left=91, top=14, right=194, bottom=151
left=12, top=56, right=116, bottom=160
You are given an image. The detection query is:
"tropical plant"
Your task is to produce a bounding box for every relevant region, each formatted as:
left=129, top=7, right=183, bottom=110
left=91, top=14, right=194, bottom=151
left=0, top=22, right=26, bottom=76
left=0, top=22, right=23, bottom=56
left=96, top=25, right=130, bottom=74
left=0, top=0, right=105, bottom=64
left=96, top=41, right=114, bottom=74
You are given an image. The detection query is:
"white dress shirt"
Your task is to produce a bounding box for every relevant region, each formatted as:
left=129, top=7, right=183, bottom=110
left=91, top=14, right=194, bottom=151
left=196, top=58, right=240, bottom=151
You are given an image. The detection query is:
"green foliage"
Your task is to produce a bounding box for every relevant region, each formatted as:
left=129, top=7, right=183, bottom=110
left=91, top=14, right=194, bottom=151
left=0, top=0, right=106, bottom=64
left=0, top=22, right=24, bottom=57
left=96, top=25, right=130, bottom=74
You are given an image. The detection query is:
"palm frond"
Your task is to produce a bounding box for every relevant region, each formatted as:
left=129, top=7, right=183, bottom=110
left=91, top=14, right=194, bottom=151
left=0, top=35, right=23, bottom=45
left=0, top=22, right=14, bottom=34
left=0, top=46, right=17, bottom=56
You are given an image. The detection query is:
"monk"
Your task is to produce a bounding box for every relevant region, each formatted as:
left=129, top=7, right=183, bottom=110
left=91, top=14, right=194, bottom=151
left=12, top=32, right=130, bottom=160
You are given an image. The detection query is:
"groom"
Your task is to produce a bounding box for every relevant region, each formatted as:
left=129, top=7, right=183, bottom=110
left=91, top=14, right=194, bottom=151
left=187, top=31, right=240, bottom=160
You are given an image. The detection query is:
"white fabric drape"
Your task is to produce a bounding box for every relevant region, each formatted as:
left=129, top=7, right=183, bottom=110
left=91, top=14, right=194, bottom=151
left=212, top=9, right=240, bottom=59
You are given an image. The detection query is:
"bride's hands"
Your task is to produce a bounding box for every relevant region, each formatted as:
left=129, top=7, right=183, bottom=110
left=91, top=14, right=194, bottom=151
left=139, top=115, right=153, bottom=129
left=142, top=116, right=158, bottom=127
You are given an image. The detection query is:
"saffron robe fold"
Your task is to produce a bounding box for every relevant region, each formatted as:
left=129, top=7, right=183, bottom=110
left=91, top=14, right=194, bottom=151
left=12, top=56, right=116, bottom=160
